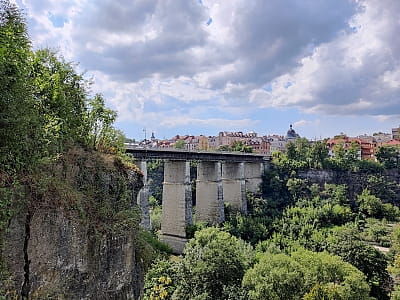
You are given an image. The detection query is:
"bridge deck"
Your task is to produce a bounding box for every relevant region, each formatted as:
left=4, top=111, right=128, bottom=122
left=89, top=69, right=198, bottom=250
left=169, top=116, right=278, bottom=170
left=126, top=146, right=269, bottom=162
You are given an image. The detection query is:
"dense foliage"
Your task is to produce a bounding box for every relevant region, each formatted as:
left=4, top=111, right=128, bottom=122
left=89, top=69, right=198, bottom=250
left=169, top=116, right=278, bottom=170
left=0, top=0, right=124, bottom=175
left=244, top=249, right=372, bottom=300
left=0, top=2, right=145, bottom=297
left=144, top=135, right=400, bottom=300
left=218, top=140, right=253, bottom=153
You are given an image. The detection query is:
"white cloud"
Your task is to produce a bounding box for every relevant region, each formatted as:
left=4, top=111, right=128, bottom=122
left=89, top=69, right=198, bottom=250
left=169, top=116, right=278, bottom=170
left=254, top=0, right=400, bottom=116
left=372, top=115, right=400, bottom=123
left=159, top=116, right=257, bottom=130
left=293, top=120, right=311, bottom=128
left=19, top=0, right=400, bottom=137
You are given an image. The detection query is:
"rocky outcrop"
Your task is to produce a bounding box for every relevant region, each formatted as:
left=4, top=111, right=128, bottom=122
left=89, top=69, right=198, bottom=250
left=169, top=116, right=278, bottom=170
left=297, top=168, right=400, bottom=201
left=1, top=147, right=145, bottom=299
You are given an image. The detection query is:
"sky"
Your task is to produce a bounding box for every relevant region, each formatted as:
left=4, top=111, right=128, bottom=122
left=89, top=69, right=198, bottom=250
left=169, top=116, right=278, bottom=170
left=15, top=0, right=400, bottom=140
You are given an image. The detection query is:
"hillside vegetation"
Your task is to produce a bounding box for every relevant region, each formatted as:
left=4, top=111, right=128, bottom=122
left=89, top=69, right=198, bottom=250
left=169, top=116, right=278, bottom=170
left=144, top=139, right=400, bottom=300
left=0, top=2, right=157, bottom=298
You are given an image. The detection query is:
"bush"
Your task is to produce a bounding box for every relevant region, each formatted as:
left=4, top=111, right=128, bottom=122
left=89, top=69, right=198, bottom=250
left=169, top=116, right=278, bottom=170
left=173, top=228, right=254, bottom=300
left=143, top=259, right=178, bottom=300
left=243, top=249, right=371, bottom=300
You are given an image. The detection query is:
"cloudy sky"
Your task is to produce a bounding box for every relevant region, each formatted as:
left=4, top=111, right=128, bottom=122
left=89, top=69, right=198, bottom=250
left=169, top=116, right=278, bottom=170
left=17, top=0, right=400, bottom=140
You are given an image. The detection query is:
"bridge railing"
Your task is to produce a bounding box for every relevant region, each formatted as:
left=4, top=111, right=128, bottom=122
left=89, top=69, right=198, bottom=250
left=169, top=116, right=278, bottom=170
left=125, top=144, right=270, bottom=162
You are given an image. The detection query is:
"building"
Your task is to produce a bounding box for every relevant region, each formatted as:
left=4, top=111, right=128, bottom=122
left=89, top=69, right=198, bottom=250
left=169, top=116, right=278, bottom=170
left=209, top=131, right=258, bottom=150
left=327, top=136, right=376, bottom=160
left=392, top=126, right=400, bottom=141
left=371, top=133, right=392, bottom=147
left=266, top=135, right=287, bottom=153
left=382, top=139, right=400, bottom=147
left=198, top=135, right=209, bottom=150
left=247, top=137, right=270, bottom=155
left=285, top=124, right=300, bottom=141
left=183, top=135, right=198, bottom=151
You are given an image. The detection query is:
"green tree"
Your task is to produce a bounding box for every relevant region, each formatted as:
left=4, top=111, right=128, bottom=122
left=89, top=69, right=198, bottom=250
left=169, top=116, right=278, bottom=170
left=309, top=140, right=329, bottom=169
left=286, top=177, right=310, bottom=201
left=293, top=250, right=372, bottom=300
left=174, top=139, right=185, bottom=149
left=173, top=227, right=254, bottom=300
left=85, top=94, right=118, bottom=150
left=294, top=137, right=311, bottom=162
left=346, top=141, right=360, bottom=167
left=243, top=249, right=371, bottom=300
left=366, top=175, right=400, bottom=206
left=278, top=138, right=330, bottom=170
left=327, top=225, right=392, bottom=299
left=229, top=140, right=253, bottom=153
left=0, top=0, right=38, bottom=170
left=356, top=189, right=383, bottom=219
left=328, top=142, right=360, bottom=171
left=376, top=146, right=400, bottom=169
left=147, top=160, right=164, bottom=204
left=143, top=259, right=178, bottom=300
left=391, top=286, right=400, bottom=300
left=321, top=184, right=349, bottom=206
left=218, top=140, right=253, bottom=153
left=243, top=252, right=306, bottom=300
left=286, top=141, right=297, bottom=160
left=31, top=49, right=89, bottom=155
left=303, top=283, right=342, bottom=300
left=329, top=142, right=346, bottom=170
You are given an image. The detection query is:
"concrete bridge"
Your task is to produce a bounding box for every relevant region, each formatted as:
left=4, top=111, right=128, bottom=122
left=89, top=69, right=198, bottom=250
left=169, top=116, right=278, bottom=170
left=126, top=147, right=270, bottom=253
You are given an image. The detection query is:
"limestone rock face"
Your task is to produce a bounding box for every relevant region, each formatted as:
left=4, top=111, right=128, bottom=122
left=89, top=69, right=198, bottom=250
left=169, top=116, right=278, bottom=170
left=6, top=210, right=144, bottom=300
left=297, top=169, right=400, bottom=200
left=1, top=147, right=145, bottom=299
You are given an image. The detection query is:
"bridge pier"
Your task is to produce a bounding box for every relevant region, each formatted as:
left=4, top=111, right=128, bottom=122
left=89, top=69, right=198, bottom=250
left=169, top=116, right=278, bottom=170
left=129, top=148, right=269, bottom=253
left=195, top=161, right=224, bottom=225
left=136, top=160, right=150, bottom=230
left=160, top=160, right=192, bottom=254
left=244, top=162, right=264, bottom=193
left=222, top=162, right=247, bottom=213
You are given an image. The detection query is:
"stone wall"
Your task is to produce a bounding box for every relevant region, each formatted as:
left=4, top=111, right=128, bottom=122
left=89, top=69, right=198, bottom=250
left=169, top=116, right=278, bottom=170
left=297, top=168, right=400, bottom=200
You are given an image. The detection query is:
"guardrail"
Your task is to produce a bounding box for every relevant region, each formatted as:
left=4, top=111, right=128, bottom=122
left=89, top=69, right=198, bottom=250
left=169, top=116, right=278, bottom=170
left=125, top=145, right=270, bottom=162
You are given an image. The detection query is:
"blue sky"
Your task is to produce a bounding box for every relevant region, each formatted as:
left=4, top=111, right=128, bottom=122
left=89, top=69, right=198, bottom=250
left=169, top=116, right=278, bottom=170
left=16, top=0, right=400, bottom=140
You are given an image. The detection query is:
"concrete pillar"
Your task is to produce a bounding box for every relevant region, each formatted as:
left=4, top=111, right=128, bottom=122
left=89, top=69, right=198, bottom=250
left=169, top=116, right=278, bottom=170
left=244, top=162, right=264, bottom=193
left=160, top=160, right=192, bottom=253
left=222, top=162, right=247, bottom=213
left=137, top=160, right=150, bottom=230
left=195, top=161, right=224, bottom=225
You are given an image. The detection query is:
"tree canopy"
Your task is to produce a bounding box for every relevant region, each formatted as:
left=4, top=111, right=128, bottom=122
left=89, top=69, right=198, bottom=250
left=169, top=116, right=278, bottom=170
left=0, top=0, right=124, bottom=173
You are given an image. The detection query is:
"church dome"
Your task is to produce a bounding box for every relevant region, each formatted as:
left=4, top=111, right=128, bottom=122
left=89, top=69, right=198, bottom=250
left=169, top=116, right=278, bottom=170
left=286, top=124, right=299, bottom=139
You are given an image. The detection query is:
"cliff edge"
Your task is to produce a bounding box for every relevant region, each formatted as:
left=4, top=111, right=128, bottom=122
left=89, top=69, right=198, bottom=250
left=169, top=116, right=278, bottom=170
left=0, top=147, right=145, bottom=299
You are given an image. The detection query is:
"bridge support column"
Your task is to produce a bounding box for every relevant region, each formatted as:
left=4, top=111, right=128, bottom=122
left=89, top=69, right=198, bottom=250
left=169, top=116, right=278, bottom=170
left=244, top=162, right=264, bottom=193
left=222, top=162, right=247, bottom=213
left=160, top=160, right=192, bottom=254
left=137, top=160, right=150, bottom=230
left=195, top=161, right=224, bottom=225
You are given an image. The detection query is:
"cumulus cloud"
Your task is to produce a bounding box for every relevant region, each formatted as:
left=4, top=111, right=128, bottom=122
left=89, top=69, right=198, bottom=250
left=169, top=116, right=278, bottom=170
left=71, top=0, right=209, bottom=81
left=20, top=0, right=400, bottom=136
left=67, top=0, right=357, bottom=87
left=159, top=116, right=256, bottom=129
left=293, top=120, right=312, bottom=128
left=252, top=0, right=400, bottom=116
left=21, top=0, right=82, bottom=57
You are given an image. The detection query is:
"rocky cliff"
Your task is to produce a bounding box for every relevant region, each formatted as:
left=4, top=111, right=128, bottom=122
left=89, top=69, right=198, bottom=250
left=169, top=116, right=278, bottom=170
left=1, top=147, right=146, bottom=299
left=297, top=168, right=400, bottom=201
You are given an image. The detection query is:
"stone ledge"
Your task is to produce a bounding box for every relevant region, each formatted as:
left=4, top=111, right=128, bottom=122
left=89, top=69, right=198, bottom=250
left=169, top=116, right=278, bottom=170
left=160, top=234, right=188, bottom=254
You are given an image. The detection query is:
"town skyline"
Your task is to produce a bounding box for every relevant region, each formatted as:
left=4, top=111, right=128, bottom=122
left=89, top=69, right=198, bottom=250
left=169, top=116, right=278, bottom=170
left=129, top=125, right=400, bottom=161
left=131, top=124, right=399, bottom=143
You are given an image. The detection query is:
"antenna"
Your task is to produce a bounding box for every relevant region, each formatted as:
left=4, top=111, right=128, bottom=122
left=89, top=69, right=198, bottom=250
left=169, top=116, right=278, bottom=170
left=143, top=128, right=147, bottom=141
